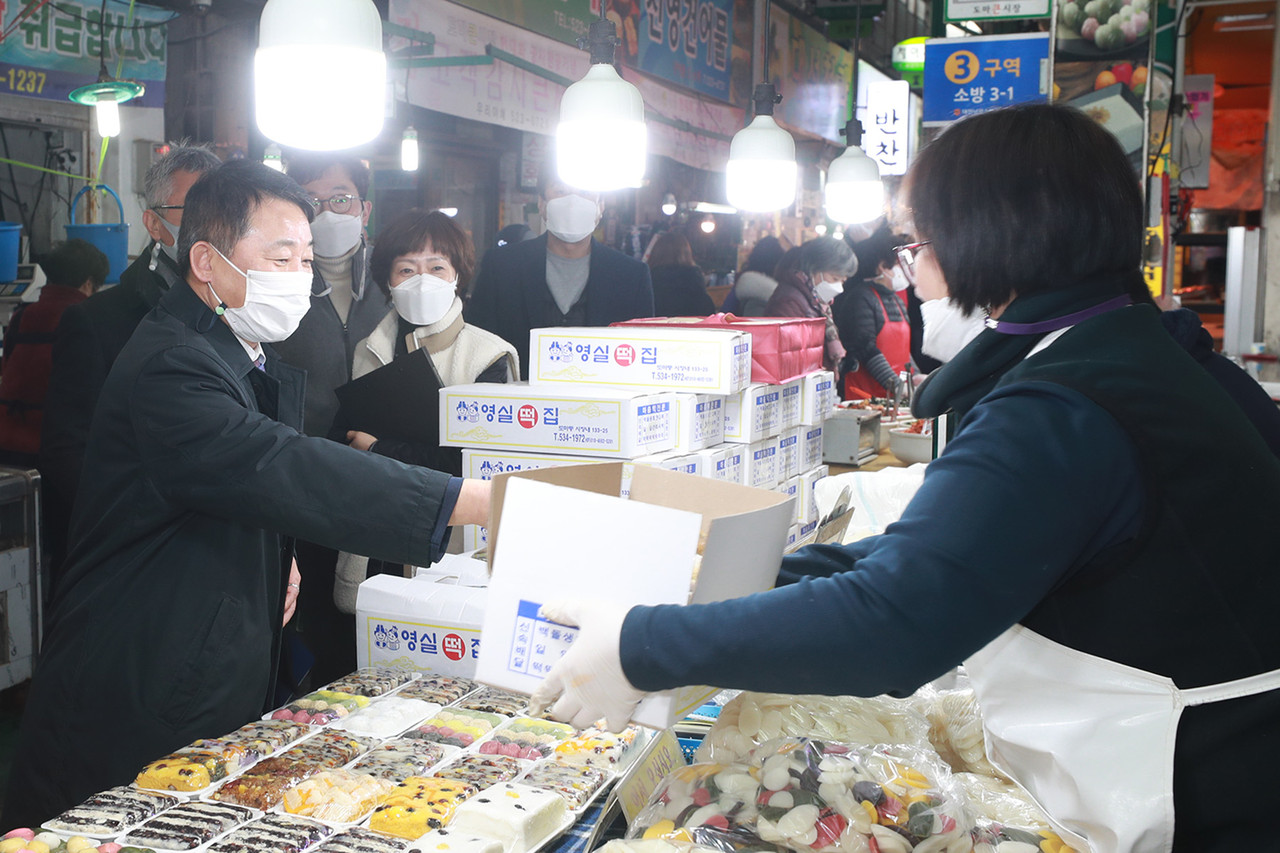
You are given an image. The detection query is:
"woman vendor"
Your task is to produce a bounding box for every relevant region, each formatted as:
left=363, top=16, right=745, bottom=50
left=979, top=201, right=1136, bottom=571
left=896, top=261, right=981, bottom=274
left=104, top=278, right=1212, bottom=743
left=832, top=226, right=911, bottom=400
left=529, top=103, right=1280, bottom=853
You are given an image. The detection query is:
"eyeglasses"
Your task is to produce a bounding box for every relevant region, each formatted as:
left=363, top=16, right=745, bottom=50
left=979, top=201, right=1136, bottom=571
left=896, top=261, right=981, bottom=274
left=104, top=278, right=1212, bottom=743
left=309, top=194, right=362, bottom=215
left=892, top=241, right=931, bottom=285
left=151, top=204, right=184, bottom=211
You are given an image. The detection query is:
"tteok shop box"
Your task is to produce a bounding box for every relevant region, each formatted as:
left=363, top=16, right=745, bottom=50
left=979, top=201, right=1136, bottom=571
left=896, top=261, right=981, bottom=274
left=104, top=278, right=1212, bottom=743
left=528, top=326, right=751, bottom=395
left=475, top=463, right=794, bottom=729
left=440, top=383, right=677, bottom=458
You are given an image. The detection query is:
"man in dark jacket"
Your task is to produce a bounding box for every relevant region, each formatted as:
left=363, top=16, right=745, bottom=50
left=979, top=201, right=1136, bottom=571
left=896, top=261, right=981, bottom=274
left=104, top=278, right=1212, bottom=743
left=466, top=172, right=653, bottom=377
left=1, top=161, right=489, bottom=827
left=39, top=143, right=221, bottom=587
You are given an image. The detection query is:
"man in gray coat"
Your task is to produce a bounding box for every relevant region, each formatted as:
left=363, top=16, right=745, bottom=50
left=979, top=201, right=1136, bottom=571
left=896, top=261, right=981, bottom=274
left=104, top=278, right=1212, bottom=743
left=2, top=161, right=488, bottom=827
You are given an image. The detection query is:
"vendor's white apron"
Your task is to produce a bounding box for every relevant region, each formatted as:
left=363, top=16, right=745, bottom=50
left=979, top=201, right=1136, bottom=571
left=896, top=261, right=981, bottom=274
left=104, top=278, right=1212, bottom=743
left=965, top=626, right=1280, bottom=853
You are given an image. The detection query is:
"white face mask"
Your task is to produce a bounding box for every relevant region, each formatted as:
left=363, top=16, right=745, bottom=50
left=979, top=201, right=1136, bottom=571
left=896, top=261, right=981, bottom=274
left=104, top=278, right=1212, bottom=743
left=544, top=194, right=600, bottom=244
left=157, top=217, right=181, bottom=264
left=310, top=210, right=364, bottom=257
left=390, top=273, right=458, bottom=327
left=921, top=297, right=986, bottom=363
left=814, top=277, right=843, bottom=304
left=889, top=266, right=910, bottom=292
left=208, top=246, right=314, bottom=344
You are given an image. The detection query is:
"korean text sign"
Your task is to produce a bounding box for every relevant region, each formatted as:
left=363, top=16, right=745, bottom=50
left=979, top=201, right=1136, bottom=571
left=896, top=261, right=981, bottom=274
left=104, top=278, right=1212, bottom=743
left=923, top=33, right=1049, bottom=125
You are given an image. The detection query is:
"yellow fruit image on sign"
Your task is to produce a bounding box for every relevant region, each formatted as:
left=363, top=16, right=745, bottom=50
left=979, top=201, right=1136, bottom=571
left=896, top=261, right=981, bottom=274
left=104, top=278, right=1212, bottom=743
left=945, top=50, right=980, bottom=85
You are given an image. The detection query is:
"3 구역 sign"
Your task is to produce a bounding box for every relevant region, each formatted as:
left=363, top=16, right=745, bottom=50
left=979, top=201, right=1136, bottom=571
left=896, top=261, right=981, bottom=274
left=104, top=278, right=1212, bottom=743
left=945, top=0, right=1050, bottom=21
left=923, top=34, right=1050, bottom=125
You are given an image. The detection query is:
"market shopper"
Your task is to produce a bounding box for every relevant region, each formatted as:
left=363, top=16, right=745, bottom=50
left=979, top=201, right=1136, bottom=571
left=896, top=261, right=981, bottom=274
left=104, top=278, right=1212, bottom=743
left=720, top=235, right=784, bottom=316
left=832, top=226, right=910, bottom=399
left=465, top=170, right=654, bottom=377
left=530, top=104, right=1280, bottom=853
left=2, top=161, right=489, bottom=828
left=646, top=231, right=715, bottom=317
left=331, top=208, right=518, bottom=614
left=39, top=142, right=221, bottom=588
left=763, top=237, right=856, bottom=372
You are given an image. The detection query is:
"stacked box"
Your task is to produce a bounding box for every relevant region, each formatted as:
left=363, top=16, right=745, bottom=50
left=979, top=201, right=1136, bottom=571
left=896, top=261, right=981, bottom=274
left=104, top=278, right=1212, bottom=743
left=798, top=370, right=837, bottom=426
left=634, top=450, right=704, bottom=477
left=780, top=379, right=803, bottom=428
left=777, top=427, right=801, bottom=481
left=672, top=393, right=725, bottom=451
left=696, top=443, right=745, bottom=485
left=799, top=465, right=828, bottom=524
left=776, top=477, right=801, bottom=525
left=460, top=448, right=604, bottom=550
left=724, top=383, right=782, bottom=443
left=742, top=437, right=779, bottom=490
left=801, top=424, right=824, bottom=472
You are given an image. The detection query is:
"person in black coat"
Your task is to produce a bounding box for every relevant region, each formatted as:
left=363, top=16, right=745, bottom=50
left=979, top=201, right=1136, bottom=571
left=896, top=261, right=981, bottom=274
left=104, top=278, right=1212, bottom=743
left=465, top=172, right=653, bottom=377
left=39, top=143, right=221, bottom=591
left=646, top=231, right=714, bottom=316
left=1, top=161, right=490, bottom=828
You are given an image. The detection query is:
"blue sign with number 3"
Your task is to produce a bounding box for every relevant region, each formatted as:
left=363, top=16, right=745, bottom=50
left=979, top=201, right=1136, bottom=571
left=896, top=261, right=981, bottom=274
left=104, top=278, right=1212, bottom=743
left=923, top=34, right=1050, bottom=125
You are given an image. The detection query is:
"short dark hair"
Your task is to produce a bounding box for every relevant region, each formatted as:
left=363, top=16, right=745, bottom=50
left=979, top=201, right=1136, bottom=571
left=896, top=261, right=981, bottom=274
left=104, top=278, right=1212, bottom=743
left=648, top=231, right=695, bottom=267
left=906, top=103, right=1143, bottom=315
left=741, top=236, right=784, bottom=276
left=285, top=152, right=372, bottom=200
left=370, top=209, right=475, bottom=297
left=178, top=161, right=315, bottom=278
left=142, top=141, right=221, bottom=209
left=785, top=236, right=856, bottom=280
left=39, top=239, right=109, bottom=290
left=849, top=225, right=902, bottom=284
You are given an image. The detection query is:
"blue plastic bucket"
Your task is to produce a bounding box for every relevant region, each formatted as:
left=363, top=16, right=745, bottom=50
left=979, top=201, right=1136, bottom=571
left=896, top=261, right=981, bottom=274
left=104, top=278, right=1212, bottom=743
left=0, top=222, right=19, bottom=283
left=66, top=185, right=128, bottom=284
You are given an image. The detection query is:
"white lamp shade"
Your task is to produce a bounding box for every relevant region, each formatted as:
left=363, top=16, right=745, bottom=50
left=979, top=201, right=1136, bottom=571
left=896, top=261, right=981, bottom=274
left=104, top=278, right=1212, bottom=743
left=401, top=131, right=419, bottom=172
left=255, top=0, right=385, bottom=150
left=556, top=64, right=647, bottom=191
left=94, top=99, right=121, bottom=138
left=726, top=114, right=797, bottom=212
left=824, top=143, right=885, bottom=224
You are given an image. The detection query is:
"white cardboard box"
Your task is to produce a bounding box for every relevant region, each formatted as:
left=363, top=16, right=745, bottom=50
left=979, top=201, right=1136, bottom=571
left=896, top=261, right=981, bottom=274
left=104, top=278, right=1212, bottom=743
left=799, top=465, right=828, bottom=524
left=696, top=443, right=745, bottom=485
left=635, top=450, right=705, bottom=478
left=673, top=393, right=726, bottom=452
left=780, top=379, right=803, bottom=428
left=528, top=327, right=751, bottom=395
left=724, top=383, right=782, bottom=443
left=798, top=371, right=837, bottom=426
left=801, top=424, right=824, bottom=472
left=460, top=449, right=599, bottom=551
left=476, top=464, right=794, bottom=729
left=777, top=476, right=801, bottom=525
left=441, top=383, right=677, bottom=458
left=777, top=427, right=801, bottom=481
left=356, top=568, right=488, bottom=677
left=743, top=437, right=779, bottom=490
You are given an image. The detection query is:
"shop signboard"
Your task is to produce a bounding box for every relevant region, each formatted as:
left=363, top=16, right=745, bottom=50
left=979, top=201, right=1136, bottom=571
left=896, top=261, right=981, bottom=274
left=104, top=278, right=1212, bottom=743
left=767, top=5, right=853, bottom=143
left=621, top=67, right=742, bottom=170
left=923, top=33, right=1050, bottom=126
left=864, top=79, right=912, bottom=175
left=0, top=2, right=170, bottom=107
left=945, top=0, right=1050, bottom=22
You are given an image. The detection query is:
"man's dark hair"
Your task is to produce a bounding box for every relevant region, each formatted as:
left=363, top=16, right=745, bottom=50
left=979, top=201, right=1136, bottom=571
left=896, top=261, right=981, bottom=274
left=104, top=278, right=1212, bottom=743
left=907, top=103, right=1143, bottom=315
left=39, top=239, right=109, bottom=290
left=741, top=236, right=784, bottom=277
left=370, top=209, right=476, bottom=297
left=284, top=152, right=372, bottom=200
left=178, top=160, right=315, bottom=278
left=848, top=225, right=902, bottom=285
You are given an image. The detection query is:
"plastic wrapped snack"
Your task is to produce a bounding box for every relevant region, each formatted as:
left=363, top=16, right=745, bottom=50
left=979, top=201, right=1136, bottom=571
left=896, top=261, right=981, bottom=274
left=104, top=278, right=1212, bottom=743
left=406, top=708, right=504, bottom=748
left=282, top=768, right=398, bottom=823
left=326, top=667, right=418, bottom=697
left=910, top=685, right=1005, bottom=780
left=219, top=719, right=312, bottom=755
left=457, top=687, right=528, bottom=717
left=205, top=813, right=332, bottom=853
left=350, top=738, right=449, bottom=781
left=332, top=696, right=438, bottom=738
left=745, top=738, right=972, bottom=853
left=447, top=782, right=570, bottom=853
left=521, top=760, right=610, bottom=810
left=369, top=776, right=479, bottom=839
left=480, top=718, right=576, bottom=760
left=432, top=754, right=526, bottom=789
left=951, top=772, right=1082, bottom=853
left=397, top=676, right=478, bottom=706
left=594, top=840, right=726, bottom=853
left=121, top=801, right=254, bottom=850
left=269, top=689, right=372, bottom=725
left=177, top=738, right=264, bottom=775
left=282, top=730, right=377, bottom=767
left=210, top=757, right=328, bottom=810
left=627, top=762, right=768, bottom=851
left=554, top=726, right=639, bottom=768
left=134, top=749, right=234, bottom=792
left=410, top=828, right=503, bottom=853
left=43, top=787, right=178, bottom=836
left=312, top=827, right=413, bottom=853
left=695, top=693, right=931, bottom=766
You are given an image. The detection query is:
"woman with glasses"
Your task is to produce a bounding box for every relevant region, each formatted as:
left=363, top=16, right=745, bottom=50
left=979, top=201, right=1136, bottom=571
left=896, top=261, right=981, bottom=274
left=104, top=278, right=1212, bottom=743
left=526, top=103, right=1280, bottom=853
left=831, top=225, right=911, bottom=400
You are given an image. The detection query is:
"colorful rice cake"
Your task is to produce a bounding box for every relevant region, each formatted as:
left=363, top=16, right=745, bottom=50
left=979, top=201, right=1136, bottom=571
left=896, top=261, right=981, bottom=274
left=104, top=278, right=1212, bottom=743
left=282, top=768, right=398, bottom=823
left=205, top=813, right=332, bottom=853
left=520, top=761, right=610, bottom=810
left=447, top=783, right=569, bottom=853
left=120, top=801, right=254, bottom=850
left=369, top=777, right=479, bottom=839
left=396, top=677, right=477, bottom=706
left=43, top=787, right=178, bottom=836
left=326, top=667, right=418, bottom=698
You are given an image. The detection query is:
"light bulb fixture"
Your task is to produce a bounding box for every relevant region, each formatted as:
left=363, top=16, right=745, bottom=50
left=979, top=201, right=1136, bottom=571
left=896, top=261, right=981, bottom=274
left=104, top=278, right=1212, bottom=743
left=401, top=126, right=419, bottom=172
left=814, top=223, right=828, bottom=236
left=726, top=84, right=797, bottom=212
left=255, top=0, right=386, bottom=150
left=700, top=217, right=716, bottom=234
left=439, top=207, right=459, bottom=217
left=556, top=7, right=647, bottom=191
left=691, top=201, right=738, bottom=215
left=832, top=229, right=845, bottom=242
left=661, top=193, right=677, bottom=216
left=262, top=142, right=285, bottom=172
left=824, top=115, right=885, bottom=225
left=68, top=59, right=144, bottom=139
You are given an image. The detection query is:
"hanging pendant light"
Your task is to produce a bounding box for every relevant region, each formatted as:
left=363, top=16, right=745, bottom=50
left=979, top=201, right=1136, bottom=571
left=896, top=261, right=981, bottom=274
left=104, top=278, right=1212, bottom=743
left=556, top=9, right=647, bottom=191
left=726, top=82, right=797, bottom=212
left=401, top=127, right=419, bottom=172
left=825, top=115, right=885, bottom=224
left=262, top=143, right=286, bottom=172
left=255, top=0, right=386, bottom=151
left=68, top=23, right=143, bottom=139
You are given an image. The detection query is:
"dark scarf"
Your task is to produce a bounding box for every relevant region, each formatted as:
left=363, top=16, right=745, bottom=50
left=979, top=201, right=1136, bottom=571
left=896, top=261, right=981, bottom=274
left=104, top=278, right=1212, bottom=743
left=913, top=275, right=1133, bottom=423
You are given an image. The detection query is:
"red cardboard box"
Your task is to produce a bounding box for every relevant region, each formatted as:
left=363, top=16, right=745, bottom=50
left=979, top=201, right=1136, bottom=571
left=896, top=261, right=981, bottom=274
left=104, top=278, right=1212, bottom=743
left=616, top=314, right=825, bottom=385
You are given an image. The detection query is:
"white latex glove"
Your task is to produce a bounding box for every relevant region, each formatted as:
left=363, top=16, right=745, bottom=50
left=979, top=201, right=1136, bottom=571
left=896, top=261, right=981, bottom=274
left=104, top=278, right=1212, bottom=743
left=527, top=599, right=644, bottom=732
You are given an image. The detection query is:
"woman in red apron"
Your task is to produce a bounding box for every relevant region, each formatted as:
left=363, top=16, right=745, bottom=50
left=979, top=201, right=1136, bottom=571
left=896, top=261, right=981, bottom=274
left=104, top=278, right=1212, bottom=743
left=832, top=226, right=912, bottom=399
